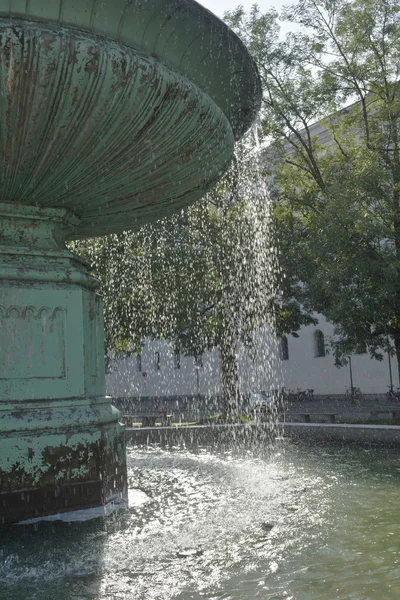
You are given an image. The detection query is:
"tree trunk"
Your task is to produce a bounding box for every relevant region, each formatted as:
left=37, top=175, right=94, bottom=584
left=220, top=341, right=240, bottom=417
left=392, top=208, right=400, bottom=388
left=390, top=132, right=400, bottom=389
left=393, top=332, right=400, bottom=389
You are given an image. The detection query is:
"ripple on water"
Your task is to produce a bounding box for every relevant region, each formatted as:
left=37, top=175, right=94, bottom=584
left=1, top=443, right=400, bottom=600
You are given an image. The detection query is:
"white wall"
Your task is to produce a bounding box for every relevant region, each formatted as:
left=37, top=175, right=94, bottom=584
left=106, top=314, right=398, bottom=398
left=280, top=315, right=398, bottom=395
left=106, top=340, right=222, bottom=398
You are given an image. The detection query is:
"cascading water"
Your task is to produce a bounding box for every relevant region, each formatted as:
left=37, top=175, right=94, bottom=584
left=75, top=133, right=284, bottom=430
left=0, top=136, right=393, bottom=600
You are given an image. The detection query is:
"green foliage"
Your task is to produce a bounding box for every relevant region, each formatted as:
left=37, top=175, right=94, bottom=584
left=71, top=153, right=291, bottom=405
left=224, top=0, right=400, bottom=378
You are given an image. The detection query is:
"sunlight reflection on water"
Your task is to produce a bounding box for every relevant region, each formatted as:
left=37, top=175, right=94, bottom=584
left=1, top=442, right=400, bottom=600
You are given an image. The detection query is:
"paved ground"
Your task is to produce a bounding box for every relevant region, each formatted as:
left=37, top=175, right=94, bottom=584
left=286, top=396, right=400, bottom=423
left=115, top=395, right=400, bottom=424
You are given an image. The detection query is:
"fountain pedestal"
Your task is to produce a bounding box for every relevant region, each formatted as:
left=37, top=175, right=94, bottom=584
left=0, top=0, right=261, bottom=523
left=0, top=203, right=126, bottom=524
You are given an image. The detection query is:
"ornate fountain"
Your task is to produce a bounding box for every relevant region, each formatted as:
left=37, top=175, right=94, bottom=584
left=0, top=0, right=261, bottom=523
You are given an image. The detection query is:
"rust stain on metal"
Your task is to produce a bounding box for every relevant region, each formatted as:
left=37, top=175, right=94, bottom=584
left=68, top=38, right=79, bottom=65
left=41, top=32, right=57, bottom=54
left=140, top=70, right=149, bottom=85
left=84, top=45, right=100, bottom=73
left=5, top=39, right=15, bottom=104
left=72, top=85, right=79, bottom=105
left=111, top=58, right=120, bottom=75
left=110, top=56, right=134, bottom=93
left=9, top=411, right=25, bottom=420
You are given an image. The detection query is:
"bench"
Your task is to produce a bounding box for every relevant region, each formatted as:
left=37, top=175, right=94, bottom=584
left=293, top=412, right=337, bottom=424
left=370, top=407, right=400, bottom=420
left=252, top=405, right=274, bottom=415
left=122, top=413, right=172, bottom=427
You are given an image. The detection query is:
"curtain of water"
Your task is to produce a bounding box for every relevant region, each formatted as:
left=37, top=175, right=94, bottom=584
left=70, top=132, right=283, bottom=423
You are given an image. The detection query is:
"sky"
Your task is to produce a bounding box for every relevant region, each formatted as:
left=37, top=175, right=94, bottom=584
left=198, top=0, right=293, bottom=18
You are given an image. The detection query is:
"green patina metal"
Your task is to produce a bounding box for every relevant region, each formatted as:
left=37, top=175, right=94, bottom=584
left=0, top=203, right=126, bottom=522
left=0, top=0, right=260, bottom=141
left=0, top=1, right=261, bottom=523
left=0, top=21, right=235, bottom=236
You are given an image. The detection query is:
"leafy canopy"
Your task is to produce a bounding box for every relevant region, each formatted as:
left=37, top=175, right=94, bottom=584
left=224, top=0, right=400, bottom=378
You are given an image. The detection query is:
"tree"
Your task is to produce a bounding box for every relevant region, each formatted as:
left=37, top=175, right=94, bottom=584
left=71, top=146, right=313, bottom=411
left=71, top=155, right=272, bottom=410
left=224, top=0, right=400, bottom=383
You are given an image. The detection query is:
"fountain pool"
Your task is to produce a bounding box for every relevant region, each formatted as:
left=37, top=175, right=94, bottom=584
left=1, top=440, right=399, bottom=599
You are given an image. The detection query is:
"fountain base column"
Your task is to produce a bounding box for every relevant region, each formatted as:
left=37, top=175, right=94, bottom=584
left=0, top=203, right=127, bottom=524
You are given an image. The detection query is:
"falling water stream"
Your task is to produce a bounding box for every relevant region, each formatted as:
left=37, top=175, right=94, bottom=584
left=4, top=4, right=399, bottom=599
left=3, top=137, right=399, bottom=599
left=1, top=440, right=400, bottom=600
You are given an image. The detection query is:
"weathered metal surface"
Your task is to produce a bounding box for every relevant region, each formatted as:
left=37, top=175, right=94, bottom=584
left=0, top=20, right=235, bottom=236
left=0, top=421, right=127, bottom=524
left=0, top=204, right=102, bottom=401
left=0, top=0, right=261, bottom=141
left=0, top=204, right=126, bottom=523
left=0, top=1, right=261, bottom=522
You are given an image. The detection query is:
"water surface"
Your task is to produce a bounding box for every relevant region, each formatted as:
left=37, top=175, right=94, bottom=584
left=1, top=441, right=400, bottom=599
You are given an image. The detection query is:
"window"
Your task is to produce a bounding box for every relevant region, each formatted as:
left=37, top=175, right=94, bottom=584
left=313, top=330, right=325, bottom=358
left=154, top=351, right=160, bottom=371
left=174, top=352, right=181, bottom=369
left=279, top=336, right=289, bottom=360
left=136, top=354, right=142, bottom=372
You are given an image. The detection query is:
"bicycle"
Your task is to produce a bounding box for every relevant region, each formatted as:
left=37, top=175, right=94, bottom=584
left=386, top=386, right=400, bottom=401
left=291, top=388, right=306, bottom=402
left=295, top=388, right=315, bottom=402
left=282, top=387, right=313, bottom=402
left=345, top=386, right=363, bottom=405
left=304, top=388, right=314, bottom=401
left=281, top=387, right=296, bottom=402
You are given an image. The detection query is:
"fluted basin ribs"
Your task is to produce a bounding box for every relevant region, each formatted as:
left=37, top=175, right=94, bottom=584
left=0, top=1, right=261, bottom=523
left=0, top=21, right=235, bottom=236
left=0, top=0, right=260, bottom=140
left=0, top=1, right=261, bottom=236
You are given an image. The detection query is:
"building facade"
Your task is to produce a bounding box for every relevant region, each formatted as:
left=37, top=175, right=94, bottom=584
left=107, top=104, right=398, bottom=402
left=106, top=313, right=398, bottom=399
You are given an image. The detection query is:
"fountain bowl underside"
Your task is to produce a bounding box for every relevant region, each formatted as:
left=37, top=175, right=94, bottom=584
left=0, top=20, right=235, bottom=237
left=0, top=2, right=261, bottom=524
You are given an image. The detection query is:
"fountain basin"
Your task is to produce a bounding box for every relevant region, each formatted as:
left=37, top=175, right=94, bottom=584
left=0, top=1, right=261, bottom=523
left=0, top=0, right=261, bottom=234
left=0, top=20, right=235, bottom=235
